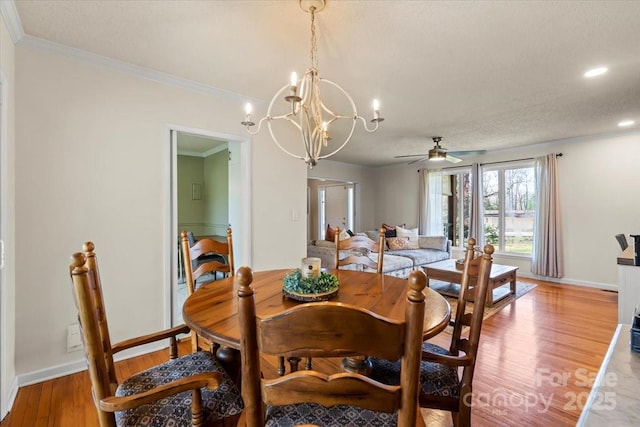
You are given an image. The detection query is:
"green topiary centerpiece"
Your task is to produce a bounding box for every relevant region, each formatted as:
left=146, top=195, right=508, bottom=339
left=282, top=269, right=339, bottom=301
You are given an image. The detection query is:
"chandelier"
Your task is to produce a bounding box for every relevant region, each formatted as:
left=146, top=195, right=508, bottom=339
left=241, top=0, right=383, bottom=168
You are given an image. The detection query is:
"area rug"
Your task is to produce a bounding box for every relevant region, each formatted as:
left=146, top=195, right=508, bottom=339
left=433, top=280, right=537, bottom=331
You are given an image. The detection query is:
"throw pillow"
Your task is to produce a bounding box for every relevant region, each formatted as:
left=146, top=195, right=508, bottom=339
left=364, top=230, right=381, bottom=241
left=419, top=236, right=448, bottom=252
left=387, top=237, right=410, bottom=250
left=338, top=229, right=350, bottom=241
left=325, top=224, right=336, bottom=242
left=382, top=223, right=396, bottom=238
left=396, top=225, right=419, bottom=249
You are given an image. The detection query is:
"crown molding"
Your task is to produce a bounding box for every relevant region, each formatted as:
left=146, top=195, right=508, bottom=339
left=178, top=143, right=228, bottom=158
left=17, top=34, right=262, bottom=104
left=0, top=0, right=24, bottom=43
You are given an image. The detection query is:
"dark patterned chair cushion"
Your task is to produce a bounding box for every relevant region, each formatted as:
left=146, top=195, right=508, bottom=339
left=369, top=342, right=460, bottom=398
left=265, top=402, right=397, bottom=427
left=115, top=351, right=244, bottom=426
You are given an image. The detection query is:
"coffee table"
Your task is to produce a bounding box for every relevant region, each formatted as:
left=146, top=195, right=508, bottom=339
left=424, top=259, right=518, bottom=307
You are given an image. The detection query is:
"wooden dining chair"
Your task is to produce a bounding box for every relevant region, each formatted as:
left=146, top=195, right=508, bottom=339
left=335, top=226, right=385, bottom=274
left=181, top=228, right=234, bottom=353
left=181, top=228, right=235, bottom=295
left=69, top=242, right=243, bottom=427
left=370, top=237, right=495, bottom=427
left=237, top=266, right=427, bottom=427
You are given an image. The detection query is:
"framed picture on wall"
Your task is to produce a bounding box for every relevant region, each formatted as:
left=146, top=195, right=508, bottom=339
left=192, top=183, right=202, bottom=200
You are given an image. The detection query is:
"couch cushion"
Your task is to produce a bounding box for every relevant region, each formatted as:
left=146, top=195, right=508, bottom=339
left=419, top=236, right=448, bottom=252
left=396, top=226, right=419, bottom=249
left=385, top=248, right=450, bottom=267
left=314, top=240, right=336, bottom=249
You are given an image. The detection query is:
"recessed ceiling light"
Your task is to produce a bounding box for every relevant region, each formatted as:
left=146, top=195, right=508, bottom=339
left=584, top=67, right=608, bottom=78
left=618, top=120, right=635, bottom=127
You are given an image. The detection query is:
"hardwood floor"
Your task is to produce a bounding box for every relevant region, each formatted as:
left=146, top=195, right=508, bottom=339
left=0, top=279, right=618, bottom=427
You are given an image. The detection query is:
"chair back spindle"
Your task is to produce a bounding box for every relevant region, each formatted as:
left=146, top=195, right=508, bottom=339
left=335, top=227, right=385, bottom=274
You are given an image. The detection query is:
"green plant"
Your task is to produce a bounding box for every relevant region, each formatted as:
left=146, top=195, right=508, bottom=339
left=282, top=269, right=340, bottom=294
left=485, top=224, right=499, bottom=245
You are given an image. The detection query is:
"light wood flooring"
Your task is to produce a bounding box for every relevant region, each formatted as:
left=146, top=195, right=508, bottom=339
left=0, top=278, right=619, bottom=426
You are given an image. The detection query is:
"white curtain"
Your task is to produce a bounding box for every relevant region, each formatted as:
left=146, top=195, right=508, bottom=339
left=424, top=170, right=443, bottom=236
left=532, top=154, right=564, bottom=277
left=418, top=169, right=428, bottom=234
left=468, top=163, right=483, bottom=246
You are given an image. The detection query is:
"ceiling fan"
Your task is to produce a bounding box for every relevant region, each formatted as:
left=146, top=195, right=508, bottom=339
left=395, top=137, right=487, bottom=165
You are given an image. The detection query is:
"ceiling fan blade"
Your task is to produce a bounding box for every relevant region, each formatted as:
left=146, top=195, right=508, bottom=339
left=446, top=154, right=463, bottom=163
left=447, top=149, right=487, bottom=156
left=408, top=156, right=429, bottom=165
left=394, top=154, right=428, bottom=158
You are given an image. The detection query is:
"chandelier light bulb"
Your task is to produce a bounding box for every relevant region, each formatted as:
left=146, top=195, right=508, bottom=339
left=290, top=72, right=298, bottom=88
left=244, top=103, right=253, bottom=115
left=584, top=66, right=608, bottom=78
left=373, top=99, right=380, bottom=112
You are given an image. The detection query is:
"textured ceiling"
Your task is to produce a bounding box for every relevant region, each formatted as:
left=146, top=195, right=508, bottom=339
left=12, top=0, right=640, bottom=167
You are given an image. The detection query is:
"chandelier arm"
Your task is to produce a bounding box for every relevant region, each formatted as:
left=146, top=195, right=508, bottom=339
left=244, top=116, right=270, bottom=136
left=356, top=115, right=381, bottom=133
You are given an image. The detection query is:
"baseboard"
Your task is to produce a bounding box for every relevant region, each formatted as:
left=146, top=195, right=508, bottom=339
left=0, top=376, right=18, bottom=422
left=16, top=340, right=168, bottom=388
left=518, top=272, right=618, bottom=292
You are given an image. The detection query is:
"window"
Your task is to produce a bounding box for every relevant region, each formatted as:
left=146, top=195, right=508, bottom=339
left=482, top=162, right=535, bottom=255
left=441, top=169, right=471, bottom=247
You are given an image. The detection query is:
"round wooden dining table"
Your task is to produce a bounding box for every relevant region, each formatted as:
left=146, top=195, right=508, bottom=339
left=182, top=268, right=451, bottom=379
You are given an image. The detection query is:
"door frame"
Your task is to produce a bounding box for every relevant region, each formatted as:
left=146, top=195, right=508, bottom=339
left=165, top=124, right=251, bottom=328
left=0, top=66, right=12, bottom=421
left=319, top=183, right=355, bottom=237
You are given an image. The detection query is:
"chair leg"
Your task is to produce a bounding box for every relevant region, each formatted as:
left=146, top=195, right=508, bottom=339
left=191, top=388, right=204, bottom=426
left=453, top=404, right=471, bottom=427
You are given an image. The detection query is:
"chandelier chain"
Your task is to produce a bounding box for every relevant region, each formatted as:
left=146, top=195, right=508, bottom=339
left=310, top=6, right=318, bottom=69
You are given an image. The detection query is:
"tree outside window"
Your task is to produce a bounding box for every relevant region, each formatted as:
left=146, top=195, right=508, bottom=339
left=482, top=163, right=535, bottom=254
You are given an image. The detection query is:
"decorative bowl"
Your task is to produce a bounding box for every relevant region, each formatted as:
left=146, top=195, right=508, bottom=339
left=283, top=287, right=339, bottom=302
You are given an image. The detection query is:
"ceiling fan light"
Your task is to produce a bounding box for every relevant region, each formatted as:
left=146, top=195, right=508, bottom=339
left=428, top=148, right=446, bottom=161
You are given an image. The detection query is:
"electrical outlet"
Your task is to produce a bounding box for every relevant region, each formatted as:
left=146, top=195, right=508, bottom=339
left=67, top=324, right=82, bottom=352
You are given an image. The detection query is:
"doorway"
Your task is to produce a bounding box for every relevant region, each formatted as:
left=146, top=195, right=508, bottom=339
left=166, top=126, right=251, bottom=327
left=308, top=178, right=355, bottom=241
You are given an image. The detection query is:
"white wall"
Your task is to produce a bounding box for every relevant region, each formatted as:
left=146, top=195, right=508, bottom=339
left=374, top=132, right=640, bottom=289
left=14, top=44, right=307, bottom=377
left=0, top=9, right=17, bottom=420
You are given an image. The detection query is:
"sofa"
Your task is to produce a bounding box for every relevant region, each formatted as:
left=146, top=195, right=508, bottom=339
left=307, top=229, right=451, bottom=279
